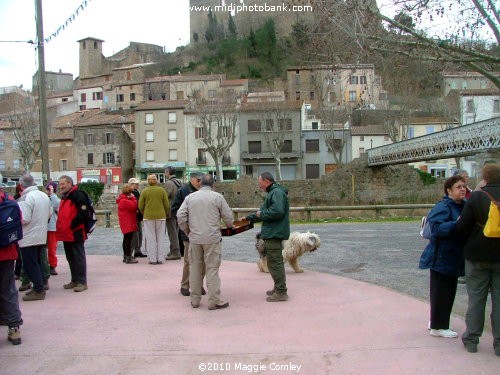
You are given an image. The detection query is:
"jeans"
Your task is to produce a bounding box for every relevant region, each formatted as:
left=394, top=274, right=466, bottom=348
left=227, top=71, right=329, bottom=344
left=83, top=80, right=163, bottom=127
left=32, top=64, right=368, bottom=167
left=20, top=245, right=46, bottom=293
left=462, top=260, right=500, bottom=350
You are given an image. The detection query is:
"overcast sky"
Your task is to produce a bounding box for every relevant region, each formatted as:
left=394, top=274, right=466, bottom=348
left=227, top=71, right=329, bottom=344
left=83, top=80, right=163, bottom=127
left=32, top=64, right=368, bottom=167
left=0, top=0, right=190, bottom=91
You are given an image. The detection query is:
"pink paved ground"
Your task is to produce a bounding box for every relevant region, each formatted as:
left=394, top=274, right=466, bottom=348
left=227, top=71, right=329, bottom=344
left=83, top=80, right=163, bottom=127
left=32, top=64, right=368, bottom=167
left=1, top=255, right=498, bottom=375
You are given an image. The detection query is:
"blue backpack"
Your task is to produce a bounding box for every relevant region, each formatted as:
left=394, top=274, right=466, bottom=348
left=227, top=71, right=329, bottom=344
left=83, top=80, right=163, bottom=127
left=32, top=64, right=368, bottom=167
left=0, top=193, right=23, bottom=247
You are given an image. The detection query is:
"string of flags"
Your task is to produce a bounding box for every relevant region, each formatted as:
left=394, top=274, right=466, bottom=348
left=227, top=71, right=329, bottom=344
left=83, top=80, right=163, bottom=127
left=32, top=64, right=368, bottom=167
left=43, top=0, right=92, bottom=44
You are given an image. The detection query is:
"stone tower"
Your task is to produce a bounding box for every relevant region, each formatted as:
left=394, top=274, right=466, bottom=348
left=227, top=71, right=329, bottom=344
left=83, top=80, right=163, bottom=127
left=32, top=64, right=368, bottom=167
left=78, top=37, right=106, bottom=80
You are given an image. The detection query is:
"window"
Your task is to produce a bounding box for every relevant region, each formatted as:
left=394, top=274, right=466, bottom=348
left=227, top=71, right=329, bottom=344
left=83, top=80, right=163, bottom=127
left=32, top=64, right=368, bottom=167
left=494, top=100, right=500, bottom=113
left=360, top=76, right=367, bottom=84
left=278, top=118, right=292, bottom=131
left=462, top=81, right=468, bottom=90
left=196, top=149, right=206, bottom=164
left=282, top=140, right=292, bottom=152
left=145, top=113, right=154, bottom=124
left=130, top=93, right=136, bottom=101
left=0, top=130, right=3, bottom=137
left=221, top=126, right=231, bottom=138
left=60, top=159, right=68, bottom=171
left=349, top=91, right=357, bottom=102
left=310, top=74, right=315, bottom=84
left=92, top=92, right=103, bottom=100
left=295, top=91, right=300, bottom=100
left=466, top=99, right=474, bottom=113
left=88, top=153, right=94, bottom=165
left=169, top=149, right=177, bottom=161
left=168, top=112, right=177, bottom=124
left=93, top=41, right=98, bottom=49
left=195, top=127, right=205, bottom=139
left=116, top=94, right=124, bottom=102
left=264, top=119, right=273, bottom=131
left=13, top=159, right=20, bottom=170
left=103, top=152, right=115, bottom=164
left=305, top=139, right=320, bottom=152
left=312, top=122, right=318, bottom=130
left=359, top=147, right=365, bottom=155
left=81, top=93, right=86, bottom=102
left=146, top=150, right=155, bottom=161
left=310, top=91, right=315, bottom=100
left=130, top=124, right=135, bottom=134
left=104, top=133, right=113, bottom=144
left=86, top=133, right=95, bottom=145
left=146, top=130, right=154, bottom=142
left=82, top=41, right=86, bottom=49
left=360, top=136, right=364, bottom=141
left=295, top=74, right=300, bottom=85
left=208, top=89, right=216, bottom=98
left=248, top=141, right=261, bottom=153
left=350, top=76, right=358, bottom=85
left=176, top=91, right=184, bottom=100
left=126, top=71, right=131, bottom=80
left=247, top=120, right=261, bottom=132
left=12, top=140, right=19, bottom=150
left=0, top=160, right=5, bottom=169
left=79, top=105, right=86, bottom=111
left=245, top=165, right=253, bottom=175
left=168, top=129, right=177, bottom=141
left=0, top=140, right=4, bottom=152
left=306, top=164, right=320, bottom=179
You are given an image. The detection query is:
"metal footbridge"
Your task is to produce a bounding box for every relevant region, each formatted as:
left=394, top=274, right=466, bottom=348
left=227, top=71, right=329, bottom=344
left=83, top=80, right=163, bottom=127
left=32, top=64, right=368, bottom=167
left=367, top=117, right=500, bottom=166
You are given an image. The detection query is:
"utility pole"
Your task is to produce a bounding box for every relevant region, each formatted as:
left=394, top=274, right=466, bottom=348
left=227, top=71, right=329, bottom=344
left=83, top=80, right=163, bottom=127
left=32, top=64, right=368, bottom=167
left=35, top=0, right=50, bottom=183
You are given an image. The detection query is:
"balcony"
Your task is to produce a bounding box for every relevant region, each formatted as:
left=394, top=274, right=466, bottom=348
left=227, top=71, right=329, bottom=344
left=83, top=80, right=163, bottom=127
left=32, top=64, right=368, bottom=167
left=196, top=157, right=207, bottom=165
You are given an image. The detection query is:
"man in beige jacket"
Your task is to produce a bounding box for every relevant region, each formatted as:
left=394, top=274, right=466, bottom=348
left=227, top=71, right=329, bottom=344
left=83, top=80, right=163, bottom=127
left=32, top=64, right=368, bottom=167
left=177, top=173, right=233, bottom=310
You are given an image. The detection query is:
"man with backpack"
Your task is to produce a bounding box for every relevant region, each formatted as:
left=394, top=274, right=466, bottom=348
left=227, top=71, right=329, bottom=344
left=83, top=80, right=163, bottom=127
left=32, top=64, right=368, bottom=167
left=164, top=166, right=182, bottom=260
left=0, top=184, right=23, bottom=344
left=56, top=175, right=90, bottom=293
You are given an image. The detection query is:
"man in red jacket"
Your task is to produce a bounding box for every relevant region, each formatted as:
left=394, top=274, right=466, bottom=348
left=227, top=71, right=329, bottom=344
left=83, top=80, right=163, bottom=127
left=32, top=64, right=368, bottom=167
left=56, top=175, right=89, bottom=292
left=0, top=187, right=23, bottom=345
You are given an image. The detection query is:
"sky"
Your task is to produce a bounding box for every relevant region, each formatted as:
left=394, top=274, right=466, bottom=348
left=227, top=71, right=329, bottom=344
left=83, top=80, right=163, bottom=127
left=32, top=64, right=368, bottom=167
left=0, top=0, right=190, bottom=91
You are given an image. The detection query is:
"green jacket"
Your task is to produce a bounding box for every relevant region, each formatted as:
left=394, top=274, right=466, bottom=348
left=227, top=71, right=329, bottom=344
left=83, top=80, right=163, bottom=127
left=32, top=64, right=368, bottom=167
left=138, top=185, right=170, bottom=220
left=247, top=183, right=290, bottom=240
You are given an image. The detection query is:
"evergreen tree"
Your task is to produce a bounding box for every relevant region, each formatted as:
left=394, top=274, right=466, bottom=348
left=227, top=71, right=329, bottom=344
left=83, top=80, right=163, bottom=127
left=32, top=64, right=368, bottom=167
left=228, top=13, right=237, bottom=39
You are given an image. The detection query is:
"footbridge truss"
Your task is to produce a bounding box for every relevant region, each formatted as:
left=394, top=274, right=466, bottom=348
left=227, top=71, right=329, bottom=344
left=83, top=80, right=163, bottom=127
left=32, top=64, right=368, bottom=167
left=367, top=117, right=500, bottom=166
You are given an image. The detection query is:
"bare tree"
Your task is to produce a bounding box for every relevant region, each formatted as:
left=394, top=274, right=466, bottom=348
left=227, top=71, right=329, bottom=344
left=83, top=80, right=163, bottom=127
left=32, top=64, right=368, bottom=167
left=316, top=106, right=350, bottom=165
left=192, top=99, right=239, bottom=182
left=5, top=102, right=41, bottom=173
left=256, top=102, right=298, bottom=180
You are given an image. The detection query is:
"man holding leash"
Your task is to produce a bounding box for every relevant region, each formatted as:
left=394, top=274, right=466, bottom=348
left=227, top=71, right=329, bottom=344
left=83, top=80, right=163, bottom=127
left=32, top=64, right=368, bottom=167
left=242, top=172, right=290, bottom=302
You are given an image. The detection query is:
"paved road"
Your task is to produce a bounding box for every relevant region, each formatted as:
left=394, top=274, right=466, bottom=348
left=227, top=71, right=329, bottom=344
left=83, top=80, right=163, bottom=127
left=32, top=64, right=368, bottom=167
left=75, top=221, right=474, bottom=320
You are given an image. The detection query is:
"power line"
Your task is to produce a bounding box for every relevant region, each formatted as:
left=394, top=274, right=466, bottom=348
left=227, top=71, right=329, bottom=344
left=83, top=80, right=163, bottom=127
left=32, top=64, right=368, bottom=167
left=0, top=40, right=35, bottom=44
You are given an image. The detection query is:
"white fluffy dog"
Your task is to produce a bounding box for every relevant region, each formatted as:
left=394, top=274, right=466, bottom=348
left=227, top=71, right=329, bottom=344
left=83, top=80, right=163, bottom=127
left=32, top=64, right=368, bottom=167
left=255, top=231, right=321, bottom=273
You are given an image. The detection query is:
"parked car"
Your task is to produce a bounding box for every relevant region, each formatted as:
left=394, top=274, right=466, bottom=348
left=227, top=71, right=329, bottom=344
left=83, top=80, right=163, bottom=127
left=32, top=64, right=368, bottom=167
left=0, top=183, right=7, bottom=188
left=6, top=181, right=17, bottom=187
left=80, top=177, right=100, bottom=183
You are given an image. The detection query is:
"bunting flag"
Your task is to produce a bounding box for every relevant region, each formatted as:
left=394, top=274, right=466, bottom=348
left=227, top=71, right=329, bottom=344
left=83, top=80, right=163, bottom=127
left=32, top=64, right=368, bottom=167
left=44, top=0, right=91, bottom=44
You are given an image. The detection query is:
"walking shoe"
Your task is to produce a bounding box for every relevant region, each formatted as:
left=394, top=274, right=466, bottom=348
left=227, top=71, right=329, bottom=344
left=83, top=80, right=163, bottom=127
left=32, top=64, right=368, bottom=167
left=18, top=281, right=31, bottom=292
left=165, top=253, right=181, bottom=260
left=463, top=342, right=478, bottom=353
left=44, top=279, right=49, bottom=290
left=430, top=329, right=458, bottom=338
left=73, top=284, right=88, bottom=292
left=125, top=256, right=138, bottom=264
left=191, top=302, right=200, bottom=308
left=7, top=327, right=21, bottom=345
left=266, top=289, right=275, bottom=296
left=50, top=267, right=58, bottom=275
left=266, top=292, right=289, bottom=302
left=134, top=252, right=147, bottom=258
left=63, top=281, right=77, bottom=289
left=156, top=261, right=163, bottom=264
left=22, top=290, right=46, bottom=301
left=180, top=288, right=190, bottom=296
left=208, top=302, right=229, bottom=310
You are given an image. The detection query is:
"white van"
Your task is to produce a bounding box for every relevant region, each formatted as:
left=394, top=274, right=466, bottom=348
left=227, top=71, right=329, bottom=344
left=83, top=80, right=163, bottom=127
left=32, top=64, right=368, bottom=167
left=80, top=177, right=100, bottom=183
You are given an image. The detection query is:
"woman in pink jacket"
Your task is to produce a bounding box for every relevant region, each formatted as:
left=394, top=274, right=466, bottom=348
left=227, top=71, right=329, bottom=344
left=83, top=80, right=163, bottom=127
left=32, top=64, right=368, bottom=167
left=116, top=184, right=138, bottom=264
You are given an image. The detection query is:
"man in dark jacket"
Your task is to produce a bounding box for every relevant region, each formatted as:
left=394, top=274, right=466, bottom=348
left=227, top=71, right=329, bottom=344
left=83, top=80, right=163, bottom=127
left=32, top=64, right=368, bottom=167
left=164, top=167, right=183, bottom=260
left=456, top=163, right=500, bottom=355
left=171, top=171, right=203, bottom=296
left=56, top=175, right=89, bottom=293
left=243, top=172, right=290, bottom=302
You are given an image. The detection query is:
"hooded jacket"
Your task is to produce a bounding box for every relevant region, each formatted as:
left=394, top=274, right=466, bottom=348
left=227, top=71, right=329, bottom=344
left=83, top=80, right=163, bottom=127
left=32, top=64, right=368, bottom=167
left=246, top=183, right=290, bottom=240
left=116, top=193, right=138, bottom=234
left=56, top=185, right=88, bottom=242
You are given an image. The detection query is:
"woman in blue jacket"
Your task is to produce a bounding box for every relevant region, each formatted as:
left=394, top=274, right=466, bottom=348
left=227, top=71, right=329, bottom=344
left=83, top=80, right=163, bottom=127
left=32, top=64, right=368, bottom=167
left=419, top=175, right=467, bottom=338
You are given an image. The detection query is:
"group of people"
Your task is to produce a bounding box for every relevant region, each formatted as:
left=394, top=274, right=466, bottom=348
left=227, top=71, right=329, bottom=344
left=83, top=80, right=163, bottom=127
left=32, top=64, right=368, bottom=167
left=0, top=174, right=92, bottom=345
left=116, top=169, right=291, bottom=310
left=419, top=164, right=500, bottom=356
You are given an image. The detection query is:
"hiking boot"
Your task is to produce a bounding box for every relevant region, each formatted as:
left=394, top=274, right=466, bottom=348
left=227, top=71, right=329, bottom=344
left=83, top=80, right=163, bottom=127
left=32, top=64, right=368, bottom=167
left=63, top=281, right=77, bottom=289
left=7, top=327, right=21, bottom=345
left=430, top=329, right=458, bottom=338
left=22, top=290, right=46, bottom=301
left=266, top=289, right=275, bottom=296
left=165, top=253, right=181, bottom=260
left=125, top=256, right=138, bottom=264
left=180, top=288, right=190, bottom=296
left=208, top=302, right=229, bottom=310
left=18, top=281, right=31, bottom=292
left=50, top=267, right=58, bottom=276
left=266, top=292, right=289, bottom=302
left=191, top=302, right=200, bottom=308
left=134, top=252, right=147, bottom=258
left=463, top=342, right=478, bottom=353
left=44, top=279, right=49, bottom=290
left=74, top=284, right=88, bottom=292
